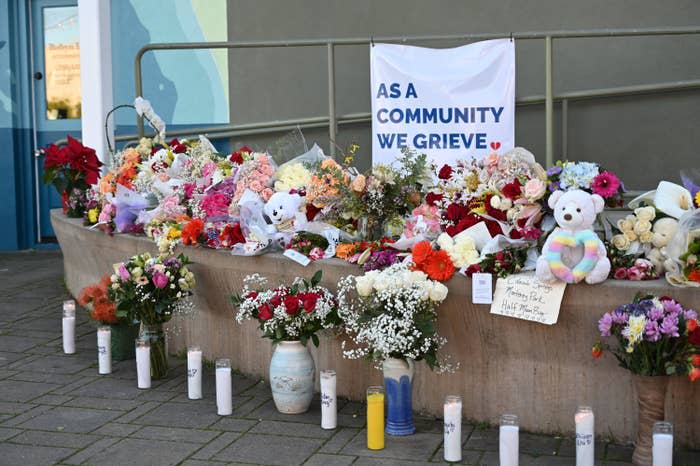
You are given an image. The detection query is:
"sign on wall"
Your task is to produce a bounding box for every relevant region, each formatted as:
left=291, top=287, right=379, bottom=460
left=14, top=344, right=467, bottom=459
left=370, top=39, right=515, bottom=165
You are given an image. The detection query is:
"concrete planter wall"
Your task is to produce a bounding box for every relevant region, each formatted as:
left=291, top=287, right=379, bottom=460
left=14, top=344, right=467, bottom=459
left=51, top=210, right=700, bottom=447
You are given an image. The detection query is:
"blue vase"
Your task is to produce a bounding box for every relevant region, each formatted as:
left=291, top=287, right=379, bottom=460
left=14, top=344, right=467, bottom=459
left=269, top=340, right=315, bottom=414
left=383, top=357, right=416, bottom=436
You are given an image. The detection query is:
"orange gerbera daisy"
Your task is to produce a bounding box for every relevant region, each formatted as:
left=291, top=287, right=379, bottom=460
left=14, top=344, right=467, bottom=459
left=335, top=243, right=357, bottom=260
left=422, top=249, right=456, bottom=282
left=411, top=241, right=433, bottom=266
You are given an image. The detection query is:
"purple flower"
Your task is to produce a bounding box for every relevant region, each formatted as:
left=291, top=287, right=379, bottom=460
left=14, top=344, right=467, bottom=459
left=152, top=271, right=169, bottom=289
left=118, top=264, right=130, bottom=281
left=684, top=309, right=698, bottom=321
left=659, top=315, right=679, bottom=337
left=611, top=307, right=630, bottom=324
left=647, top=306, right=664, bottom=322
left=662, top=299, right=683, bottom=317
left=163, top=257, right=182, bottom=269
left=598, top=313, right=614, bottom=337
left=644, top=320, right=661, bottom=342
left=547, top=166, right=562, bottom=177
left=363, top=250, right=401, bottom=272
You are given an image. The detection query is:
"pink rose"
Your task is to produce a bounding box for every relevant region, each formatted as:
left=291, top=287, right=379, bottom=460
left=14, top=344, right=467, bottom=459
left=309, top=247, right=325, bottom=261
left=260, top=164, right=274, bottom=176
left=634, top=258, right=652, bottom=271
left=523, top=179, right=546, bottom=201
left=627, top=267, right=644, bottom=281
left=613, top=268, right=628, bottom=280
left=261, top=188, right=274, bottom=201
left=152, top=271, right=169, bottom=289
left=249, top=180, right=263, bottom=192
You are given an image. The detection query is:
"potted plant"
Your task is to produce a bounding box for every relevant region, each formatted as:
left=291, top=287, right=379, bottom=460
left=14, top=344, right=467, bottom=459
left=231, top=270, right=341, bottom=414
left=109, top=252, right=196, bottom=379
left=41, top=135, right=102, bottom=217
left=337, top=262, right=456, bottom=436
left=78, top=274, right=139, bottom=360
left=594, top=293, right=699, bottom=466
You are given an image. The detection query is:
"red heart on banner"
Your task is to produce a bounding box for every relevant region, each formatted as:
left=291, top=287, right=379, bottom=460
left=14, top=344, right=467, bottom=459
left=490, top=142, right=501, bottom=150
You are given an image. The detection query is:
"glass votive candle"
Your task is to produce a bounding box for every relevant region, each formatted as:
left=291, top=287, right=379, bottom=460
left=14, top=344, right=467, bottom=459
left=216, top=358, right=232, bottom=415
left=443, top=395, right=462, bottom=462
left=366, top=386, right=385, bottom=450
left=187, top=345, right=203, bottom=400
left=499, top=414, right=519, bottom=466
left=320, top=370, right=337, bottom=430
left=575, top=406, right=594, bottom=466
left=652, top=421, right=673, bottom=466
left=135, top=337, right=151, bottom=389
left=62, top=300, right=76, bottom=354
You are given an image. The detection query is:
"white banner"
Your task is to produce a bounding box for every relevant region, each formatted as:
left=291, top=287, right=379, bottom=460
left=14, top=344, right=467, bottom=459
left=370, top=39, right=515, bottom=166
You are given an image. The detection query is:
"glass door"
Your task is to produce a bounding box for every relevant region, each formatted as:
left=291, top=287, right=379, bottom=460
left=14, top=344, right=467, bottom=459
left=30, top=0, right=81, bottom=242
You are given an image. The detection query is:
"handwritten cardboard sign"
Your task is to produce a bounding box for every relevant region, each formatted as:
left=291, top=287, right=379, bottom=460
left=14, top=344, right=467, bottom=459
left=490, top=272, right=566, bottom=325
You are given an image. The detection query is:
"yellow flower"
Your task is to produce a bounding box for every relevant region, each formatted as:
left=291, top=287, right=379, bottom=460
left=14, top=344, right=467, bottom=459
left=696, top=191, right=700, bottom=208
left=166, top=228, right=182, bottom=240
left=87, top=208, right=99, bottom=224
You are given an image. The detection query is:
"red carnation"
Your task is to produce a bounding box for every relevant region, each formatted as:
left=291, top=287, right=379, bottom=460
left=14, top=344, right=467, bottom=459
left=502, top=178, right=522, bottom=200
left=283, top=295, right=300, bottom=315
left=270, top=294, right=281, bottom=307
left=258, top=303, right=273, bottom=321
left=229, top=151, right=244, bottom=165
left=438, top=164, right=453, bottom=180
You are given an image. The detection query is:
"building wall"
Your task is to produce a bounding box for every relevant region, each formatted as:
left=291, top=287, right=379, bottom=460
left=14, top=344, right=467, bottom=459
left=225, top=0, right=700, bottom=188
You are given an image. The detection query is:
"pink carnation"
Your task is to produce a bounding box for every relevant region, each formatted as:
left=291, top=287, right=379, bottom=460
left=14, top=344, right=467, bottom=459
left=201, top=192, right=231, bottom=218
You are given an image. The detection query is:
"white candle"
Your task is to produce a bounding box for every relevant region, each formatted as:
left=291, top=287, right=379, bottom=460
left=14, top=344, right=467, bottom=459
left=320, top=370, right=337, bottom=430
left=135, top=338, right=151, bottom=389
left=443, top=395, right=462, bottom=462
left=97, top=326, right=111, bottom=374
left=499, top=414, right=519, bottom=466
left=575, top=406, right=594, bottom=466
left=187, top=346, right=203, bottom=400
left=216, top=359, right=232, bottom=415
left=652, top=422, right=673, bottom=466
left=62, top=300, right=76, bottom=354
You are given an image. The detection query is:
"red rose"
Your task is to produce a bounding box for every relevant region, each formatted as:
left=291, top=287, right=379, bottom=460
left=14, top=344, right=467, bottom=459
left=691, top=354, right=700, bottom=367
left=689, top=367, right=700, bottom=383
left=270, top=294, right=282, bottom=307
left=283, top=295, right=300, bottom=315
left=445, top=203, right=469, bottom=223
left=302, top=293, right=319, bottom=313
left=465, top=263, right=481, bottom=276
left=687, top=318, right=698, bottom=333
left=169, top=138, right=187, bottom=153
left=306, top=204, right=322, bottom=221
left=438, top=164, right=453, bottom=180
left=502, top=178, right=522, bottom=200
left=245, top=291, right=258, bottom=300
left=229, top=151, right=244, bottom=164
left=425, top=192, right=443, bottom=206
left=258, top=304, right=272, bottom=321
left=689, top=328, right=700, bottom=346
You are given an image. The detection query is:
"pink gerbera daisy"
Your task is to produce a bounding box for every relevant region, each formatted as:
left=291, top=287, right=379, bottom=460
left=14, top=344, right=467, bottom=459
left=591, top=171, right=621, bottom=198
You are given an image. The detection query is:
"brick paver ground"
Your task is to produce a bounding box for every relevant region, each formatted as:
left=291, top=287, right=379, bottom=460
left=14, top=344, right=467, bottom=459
left=0, top=250, right=698, bottom=466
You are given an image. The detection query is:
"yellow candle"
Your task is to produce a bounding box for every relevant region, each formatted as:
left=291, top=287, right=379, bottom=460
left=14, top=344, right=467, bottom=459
left=367, top=386, right=385, bottom=450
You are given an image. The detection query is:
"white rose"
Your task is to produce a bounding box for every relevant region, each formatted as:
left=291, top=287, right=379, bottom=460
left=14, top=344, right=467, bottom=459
left=617, top=218, right=633, bottom=232
left=634, top=206, right=656, bottom=222
left=490, top=196, right=501, bottom=209
left=429, top=282, right=449, bottom=302
left=633, top=220, right=652, bottom=235
left=500, top=198, right=513, bottom=210
left=624, top=230, right=638, bottom=242
left=408, top=270, right=428, bottom=283
left=611, top=234, right=631, bottom=251
left=355, top=276, right=374, bottom=297
left=638, top=231, right=654, bottom=243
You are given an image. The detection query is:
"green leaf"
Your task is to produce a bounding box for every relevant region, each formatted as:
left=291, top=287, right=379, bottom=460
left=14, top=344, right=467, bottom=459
left=116, top=310, right=127, bottom=318
left=300, top=335, right=307, bottom=346
left=311, top=334, right=320, bottom=347
left=311, top=270, right=323, bottom=286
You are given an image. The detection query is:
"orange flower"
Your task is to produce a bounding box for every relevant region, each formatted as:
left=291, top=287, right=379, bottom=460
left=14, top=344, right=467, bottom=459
left=77, top=284, right=102, bottom=307
left=688, top=319, right=698, bottom=333
left=182, top=219, right=204, bottom=246
left=689, top=367, right=700, bottom=383
left=412, top=241, right=433, bottom=266
left=99, top=172, right=115, bottom=194
left=91, top=296, right=119, bottom=324
left=422, top=249, right=455, bottom=282
left=116, top=166, right=137, bottom=189
left=175, top=214, right=192, bottom=223
left=336, top=243, right=357, bottom=260
left=688, top=269, right=700, bottom=283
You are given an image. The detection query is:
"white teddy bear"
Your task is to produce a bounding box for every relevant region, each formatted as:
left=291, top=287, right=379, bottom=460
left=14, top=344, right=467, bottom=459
left=263, top=192, right=305, bottom=249
left=645, top=217, right=679, bottom=274
left=536, top=189, right=611, bottom=284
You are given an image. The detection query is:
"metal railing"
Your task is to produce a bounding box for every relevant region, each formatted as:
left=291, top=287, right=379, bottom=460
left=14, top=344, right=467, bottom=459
left=129, top=27, right=700, bottom=167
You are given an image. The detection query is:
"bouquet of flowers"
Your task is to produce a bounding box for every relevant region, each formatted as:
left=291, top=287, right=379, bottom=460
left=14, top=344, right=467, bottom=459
left=606, top=246, right=658, bottom=281
left=41, top=135, right=103, bottom=217
left=465, top=246, right=529, bottom=278
left=286, top=232, right=329, bottom=261
left=231, top=271, right=341, bottom=347
left=230, top=152, right=276, bottom=205
left=109, top=252, right=196, bottom=378
left=337, top=262, right=454, bottom=371
left=594, top=293, right=699, bottom=380
left=546, top=160, right=624, bottom=208
left=425, top=148, right=547, bottom=241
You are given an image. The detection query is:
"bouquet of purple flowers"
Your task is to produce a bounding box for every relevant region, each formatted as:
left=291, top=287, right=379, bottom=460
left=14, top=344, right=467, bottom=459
left=594, top=293, right=699, bottom=380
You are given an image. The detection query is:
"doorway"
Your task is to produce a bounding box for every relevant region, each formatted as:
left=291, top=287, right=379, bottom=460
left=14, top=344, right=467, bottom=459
left=30, top=0, right=81, bottom=243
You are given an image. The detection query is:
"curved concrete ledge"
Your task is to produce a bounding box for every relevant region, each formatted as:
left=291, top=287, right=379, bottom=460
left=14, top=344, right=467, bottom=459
left=51, top=209, right=700, bottom=447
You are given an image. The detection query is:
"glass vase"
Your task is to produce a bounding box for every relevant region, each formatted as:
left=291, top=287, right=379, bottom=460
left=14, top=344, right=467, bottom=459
left=139, top=322, right=168, bottom=380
